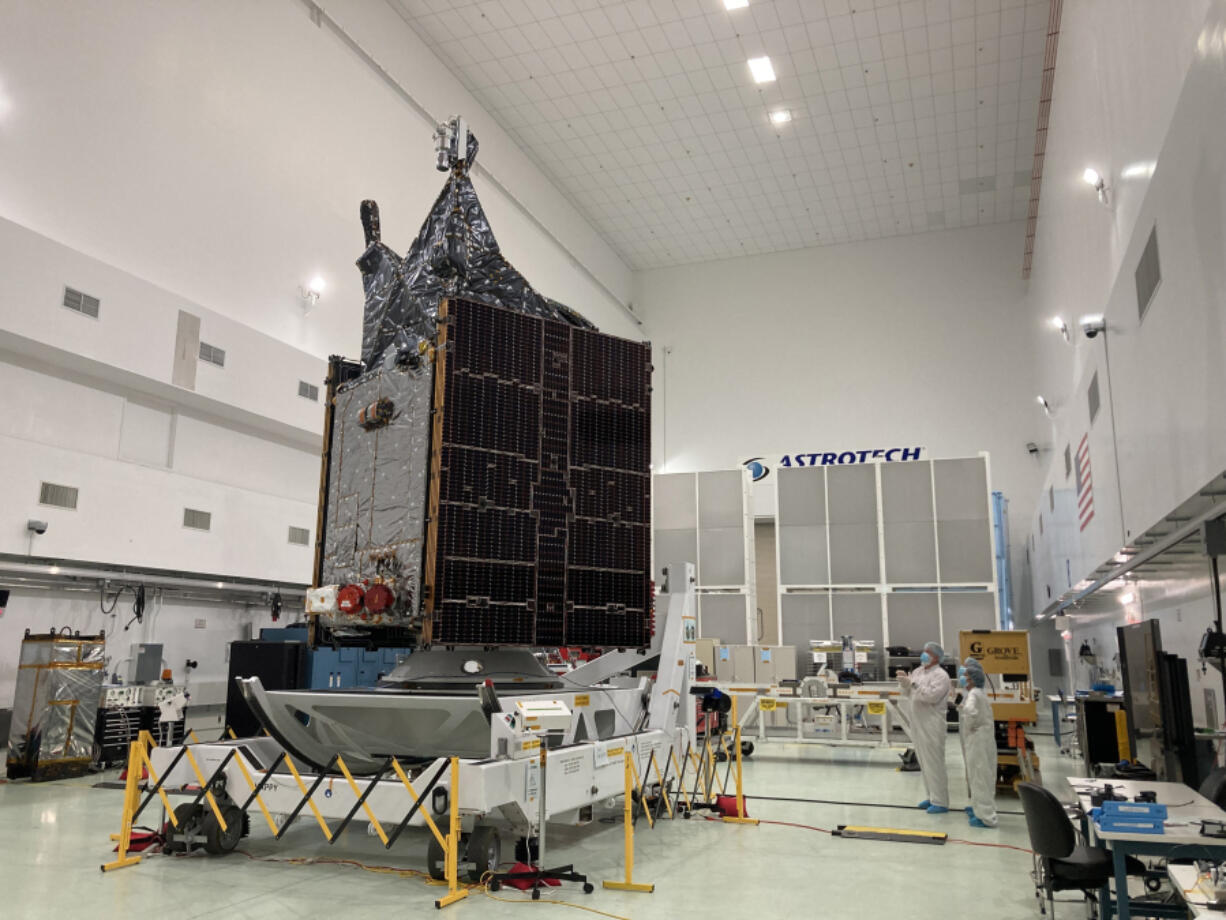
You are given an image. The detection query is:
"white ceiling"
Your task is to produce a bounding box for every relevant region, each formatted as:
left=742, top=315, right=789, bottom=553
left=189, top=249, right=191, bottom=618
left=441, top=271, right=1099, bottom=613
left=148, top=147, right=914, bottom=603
left=389, top=0, right=1049, bottom=270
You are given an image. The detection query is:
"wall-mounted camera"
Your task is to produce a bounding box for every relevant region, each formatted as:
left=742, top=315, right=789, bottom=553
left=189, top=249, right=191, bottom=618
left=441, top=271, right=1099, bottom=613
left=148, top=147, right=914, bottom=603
left=27, top=519, right=48, bottom=535
left=1079, top=314, right=1107, bottom=339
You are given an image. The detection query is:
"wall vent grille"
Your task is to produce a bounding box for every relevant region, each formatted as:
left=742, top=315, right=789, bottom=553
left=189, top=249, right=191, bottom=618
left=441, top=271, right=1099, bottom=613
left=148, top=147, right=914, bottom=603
left=1064, top=444, right=1072, bottom=479
left=62, top=286, right=100, bottom=318
left=199, top=342, right=226, bottom=367
left=183, top=508, right=212, bottom=531
left=288, top=526, right=311, bottom=546
left=1088, top=371, right=1101, bottom=425
left=1049, top=485, right=1055, bottom=512
left=39, top=482, right=79, bottom=509
left=298, top=381, right=319, bottom=401
left=1136, top=225, right=1161, bottom=321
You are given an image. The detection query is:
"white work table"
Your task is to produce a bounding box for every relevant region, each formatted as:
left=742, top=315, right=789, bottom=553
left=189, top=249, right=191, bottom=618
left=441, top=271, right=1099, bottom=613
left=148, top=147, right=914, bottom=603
left=1067, top=777, right=1226, bottom=920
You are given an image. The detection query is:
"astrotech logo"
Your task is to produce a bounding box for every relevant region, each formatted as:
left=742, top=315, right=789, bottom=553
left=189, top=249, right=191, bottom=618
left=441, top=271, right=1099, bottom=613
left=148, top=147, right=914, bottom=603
left=743, top=458, right=770, bottom=482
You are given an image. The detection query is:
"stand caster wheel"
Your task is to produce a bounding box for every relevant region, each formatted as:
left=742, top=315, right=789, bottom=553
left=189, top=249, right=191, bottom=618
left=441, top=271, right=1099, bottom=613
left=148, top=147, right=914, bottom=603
left=532, top=888, right=541, bottom=900
left=583, top=882, right=594, bottom=894
left=465, top=825, right=501, bottom=883
left=488, top=879, right=501, bottom=892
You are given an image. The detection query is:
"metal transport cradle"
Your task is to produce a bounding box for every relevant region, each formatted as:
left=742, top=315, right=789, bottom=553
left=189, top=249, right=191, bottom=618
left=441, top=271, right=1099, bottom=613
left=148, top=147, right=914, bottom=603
left=133, top=570, right=717, bottom=895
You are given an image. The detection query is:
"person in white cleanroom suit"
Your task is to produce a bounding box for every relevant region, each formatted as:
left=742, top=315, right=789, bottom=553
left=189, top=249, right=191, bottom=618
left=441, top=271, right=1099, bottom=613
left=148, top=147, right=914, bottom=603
left=958, top=658, right=998, bottom=828
left=898, top=640, right=952, bottom=814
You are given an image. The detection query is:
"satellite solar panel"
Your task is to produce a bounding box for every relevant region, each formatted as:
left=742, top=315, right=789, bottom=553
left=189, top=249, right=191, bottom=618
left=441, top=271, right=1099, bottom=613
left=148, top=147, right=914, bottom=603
left=426, top=298, right=653, bottom=648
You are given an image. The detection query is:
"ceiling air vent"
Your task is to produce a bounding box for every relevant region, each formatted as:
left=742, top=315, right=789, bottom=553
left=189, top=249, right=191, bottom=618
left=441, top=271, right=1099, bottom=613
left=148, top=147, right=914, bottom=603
left=298, top=381, right=319, bottom=402
left=199, top=342, right=226, bottom=367
left=62, top=286, right=100, bottom=318
left=1135, top=225, right=1161, bottom=322
left=1088, top=371, right=1101, bottom=425
left=39, top=481, right=79, bottom=509
left=183, top=508, right=212, bottom=531
left=288, top=526, right=311, bottom=546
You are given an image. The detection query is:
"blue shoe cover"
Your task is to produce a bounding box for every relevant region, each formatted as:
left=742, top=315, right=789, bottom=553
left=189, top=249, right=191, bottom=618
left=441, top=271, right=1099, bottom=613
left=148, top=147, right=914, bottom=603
left=926, top=805, right=949, bottom=814
left=917, top=800, right=931, bottom=809
left=965, top=806, right=974, bottom=816
left=969, top=816, right=991, bottom=828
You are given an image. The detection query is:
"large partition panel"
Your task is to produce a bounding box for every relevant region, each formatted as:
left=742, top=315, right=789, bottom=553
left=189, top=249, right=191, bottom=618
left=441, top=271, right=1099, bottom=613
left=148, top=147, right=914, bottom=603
left=653, top=470, right=757, bottom=644
left=775, top=456, right=999, bottom=678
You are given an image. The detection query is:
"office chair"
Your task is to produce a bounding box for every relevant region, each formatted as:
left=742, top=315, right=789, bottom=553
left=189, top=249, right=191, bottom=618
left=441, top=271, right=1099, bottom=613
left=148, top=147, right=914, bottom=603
left=1200, top=768, right=1226, bottom=808
left=1017, top=781, right=1145, bottom=918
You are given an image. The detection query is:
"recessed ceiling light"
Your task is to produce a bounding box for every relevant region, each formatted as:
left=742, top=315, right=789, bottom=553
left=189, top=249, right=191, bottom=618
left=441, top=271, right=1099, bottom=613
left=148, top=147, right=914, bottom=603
left=748, top=56, right=776, bottom=84
left=769, top=109, right=792, bottom=125
left=724, top=0, right=749, bottom=8
left=1082, top=167, right=1102, bottom=187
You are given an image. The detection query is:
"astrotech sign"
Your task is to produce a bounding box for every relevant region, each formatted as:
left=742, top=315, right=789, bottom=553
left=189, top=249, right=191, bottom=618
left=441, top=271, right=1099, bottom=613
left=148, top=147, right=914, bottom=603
left=742, top=447, right=926, bottom=482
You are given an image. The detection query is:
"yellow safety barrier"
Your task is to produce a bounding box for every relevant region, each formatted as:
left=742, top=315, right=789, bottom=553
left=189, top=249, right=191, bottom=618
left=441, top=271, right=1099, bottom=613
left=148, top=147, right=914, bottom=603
left=102, top=731, right=179, bottom=870
left=104, top=737, right=470, bottom=911
left=722, top=696, right=758, bottom=826
left=603, top=750, right=653, bottom=893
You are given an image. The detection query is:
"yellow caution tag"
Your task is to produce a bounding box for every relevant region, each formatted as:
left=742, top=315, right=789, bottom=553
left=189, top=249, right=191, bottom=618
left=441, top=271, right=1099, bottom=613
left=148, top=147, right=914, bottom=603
left=606, top=746, right=624, bottom=757
left=573, top=694, right=590, bottom=707
left=759, top=699, right=777, bottom=711
left=522, top=739, right=541, bottom=751
left=867, top=701, right=886, bottom=715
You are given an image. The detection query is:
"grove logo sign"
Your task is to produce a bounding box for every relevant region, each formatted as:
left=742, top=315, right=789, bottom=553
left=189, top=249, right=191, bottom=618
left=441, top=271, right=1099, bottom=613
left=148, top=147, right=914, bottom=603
left=962, top=631, right=1029, bottom=673
left=742, top=447, right=925, bottom=482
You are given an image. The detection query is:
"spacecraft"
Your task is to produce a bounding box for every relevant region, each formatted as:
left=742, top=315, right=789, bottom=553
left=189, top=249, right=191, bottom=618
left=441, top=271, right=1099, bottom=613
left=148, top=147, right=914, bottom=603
left=242, top=117, right=656, bottom=769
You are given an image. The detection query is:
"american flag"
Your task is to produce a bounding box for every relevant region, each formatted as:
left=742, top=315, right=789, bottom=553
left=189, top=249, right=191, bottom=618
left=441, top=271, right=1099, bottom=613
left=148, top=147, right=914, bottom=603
left=1076, top=434, right=1094, bottom=531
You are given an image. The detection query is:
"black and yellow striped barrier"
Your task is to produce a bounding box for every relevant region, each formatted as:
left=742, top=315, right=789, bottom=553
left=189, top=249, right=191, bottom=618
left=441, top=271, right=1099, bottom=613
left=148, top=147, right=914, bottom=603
left=102, top=736, right=469, bottom=909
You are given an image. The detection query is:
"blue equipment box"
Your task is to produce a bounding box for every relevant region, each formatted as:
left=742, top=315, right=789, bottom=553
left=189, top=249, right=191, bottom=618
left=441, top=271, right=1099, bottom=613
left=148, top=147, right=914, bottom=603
left=1101, top=800, right=1167, bottom=820
left=1095, top=814, right=1165, bottom=834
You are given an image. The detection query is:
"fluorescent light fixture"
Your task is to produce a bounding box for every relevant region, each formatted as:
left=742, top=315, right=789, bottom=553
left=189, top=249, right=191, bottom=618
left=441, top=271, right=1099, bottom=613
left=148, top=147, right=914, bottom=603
left=300, top=275, right=326, bottom=312
left=216, top=581, right=225, bottom=589
left=1120, top=591, right=1136, bottom=605
left=48, top=565, right=60, bottom=575
left=724, top=0, right=749, bottom=8
left=769, top=109, right=792, bottom=125
left=748, top=56, right=776, bottom=84
left=1082, top=167, right=1109, bottom=204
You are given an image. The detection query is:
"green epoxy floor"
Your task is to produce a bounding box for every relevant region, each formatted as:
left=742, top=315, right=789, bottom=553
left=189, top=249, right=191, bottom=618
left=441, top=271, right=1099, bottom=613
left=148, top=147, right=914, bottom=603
left=0, top=720, right=1084, bottom=919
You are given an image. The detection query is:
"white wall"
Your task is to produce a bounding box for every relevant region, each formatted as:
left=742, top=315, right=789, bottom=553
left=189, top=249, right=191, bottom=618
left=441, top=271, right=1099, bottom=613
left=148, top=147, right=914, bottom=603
left=0, top=0, right=641, bottom=359
left=0, top=219, right=323, bottom=582
left=638, top=219, right=1044, bottom=600
left=1023, top=0, right=1226, bottom=617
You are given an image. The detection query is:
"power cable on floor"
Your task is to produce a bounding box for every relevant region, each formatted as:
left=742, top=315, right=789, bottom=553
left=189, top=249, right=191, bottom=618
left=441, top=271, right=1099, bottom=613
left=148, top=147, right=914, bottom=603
left=745, top=793, right=1024, bottom=817
left=712, top=815, right=1033, bottom=855
left=235, top=851, right=633, bottom=920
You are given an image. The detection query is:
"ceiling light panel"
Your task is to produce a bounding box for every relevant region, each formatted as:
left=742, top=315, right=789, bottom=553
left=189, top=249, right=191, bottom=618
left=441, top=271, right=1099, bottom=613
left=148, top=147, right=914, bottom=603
left=389, top=0, right=1049, bottom=269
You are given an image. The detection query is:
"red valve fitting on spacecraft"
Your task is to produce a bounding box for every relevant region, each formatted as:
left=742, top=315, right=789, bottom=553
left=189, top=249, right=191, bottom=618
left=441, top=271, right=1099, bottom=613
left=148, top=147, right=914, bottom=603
left=337, top=584, right=365, bottom=614
left=364, top=583, right=395, bottom=613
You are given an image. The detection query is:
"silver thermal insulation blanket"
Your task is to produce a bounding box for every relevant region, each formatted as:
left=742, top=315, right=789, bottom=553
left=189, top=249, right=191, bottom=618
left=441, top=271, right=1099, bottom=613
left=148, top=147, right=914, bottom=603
left=319, top=353, right=433, bottom=629
left=355, top=128, right=593, bottom=371
left=6, top=631, right=105, bottom=781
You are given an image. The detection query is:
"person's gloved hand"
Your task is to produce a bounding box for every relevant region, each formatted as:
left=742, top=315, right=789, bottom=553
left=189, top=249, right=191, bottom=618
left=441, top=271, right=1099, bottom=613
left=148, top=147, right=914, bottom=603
left=897, top=670, right=911, bottom=688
